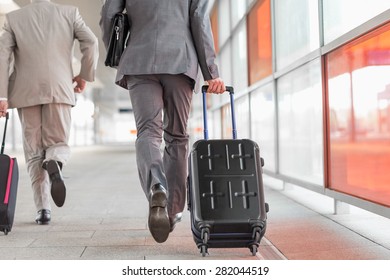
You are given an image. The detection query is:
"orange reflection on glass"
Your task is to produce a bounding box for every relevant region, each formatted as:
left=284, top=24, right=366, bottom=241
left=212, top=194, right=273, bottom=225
left=210, top=3, right=219, bottom=54
left=326, top=22, right=390, bottom=207
left=247, top=0, right=272, bottom=85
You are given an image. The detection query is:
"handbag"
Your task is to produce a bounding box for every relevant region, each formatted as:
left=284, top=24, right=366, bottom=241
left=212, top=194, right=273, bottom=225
left=104, top=12, right=130, bottom=68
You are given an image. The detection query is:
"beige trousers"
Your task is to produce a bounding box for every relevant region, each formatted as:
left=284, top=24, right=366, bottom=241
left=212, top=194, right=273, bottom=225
left=18, top=104, right=72, bottom=211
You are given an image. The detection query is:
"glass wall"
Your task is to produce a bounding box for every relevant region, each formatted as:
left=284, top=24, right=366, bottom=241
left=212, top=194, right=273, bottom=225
left=250, top=83, right=276, bottom=172
left=210, top=3, right=219, bottom=53
left=274, top=0, right=320, bottom=70
left=247, top=0, right=272, bottom=85
left=323, top=0, right=390, bottom=43
left=194, top=0, right=390, bottom=214
left=278, top=59, right=323, bottom=185
left=232, top=21, right=248, bottom=92
left=211, top=110, right=222, bottom=140
left=326, top=22, right=390, bottom=206
left=230, top=0, right=247, bottom=29
left=221, top=95, right=250, bottom=140
left=218, top=0, right=230, bottom=48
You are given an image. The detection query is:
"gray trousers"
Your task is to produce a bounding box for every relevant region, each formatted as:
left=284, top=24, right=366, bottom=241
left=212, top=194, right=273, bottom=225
left=127, top=74, right=194, bottom=219
left=18, top=103, right=71, bottom=211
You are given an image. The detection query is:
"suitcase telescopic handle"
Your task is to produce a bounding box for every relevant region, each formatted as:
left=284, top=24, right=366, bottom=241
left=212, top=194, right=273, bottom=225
left=1, top=112, right=9, bottom=154
left=201, top=85, right=237, bottom=140
left=201, top=85, right=234, bottom=94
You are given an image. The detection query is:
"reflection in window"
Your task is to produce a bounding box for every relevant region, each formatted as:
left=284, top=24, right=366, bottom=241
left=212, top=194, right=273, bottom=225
left=278, top=59, right=323, bottom=185
left=251, top=83, right=276, bottom=172
left=247, top=0, right=272, bottom=85
left=326, top=22, right=390, bottom=206
left=210, top=3, right=219, bottom=54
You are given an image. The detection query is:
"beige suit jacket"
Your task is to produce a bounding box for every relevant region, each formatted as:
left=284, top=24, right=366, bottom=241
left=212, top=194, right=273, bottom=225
left=0, top=0, right=98, bottom=108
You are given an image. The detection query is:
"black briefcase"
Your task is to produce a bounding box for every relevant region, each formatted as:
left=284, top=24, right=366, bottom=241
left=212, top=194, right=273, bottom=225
left=104, top=12, right=130, bottom=68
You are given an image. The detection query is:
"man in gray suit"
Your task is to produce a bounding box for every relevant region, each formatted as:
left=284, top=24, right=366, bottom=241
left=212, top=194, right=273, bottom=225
left=0, top=0, right=98, bottom=224
left=100, top=0, right=225, bottom=243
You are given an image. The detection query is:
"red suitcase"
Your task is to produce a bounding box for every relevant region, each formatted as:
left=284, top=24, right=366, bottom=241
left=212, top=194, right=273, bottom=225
left=0, top=112, right=19, bottom=235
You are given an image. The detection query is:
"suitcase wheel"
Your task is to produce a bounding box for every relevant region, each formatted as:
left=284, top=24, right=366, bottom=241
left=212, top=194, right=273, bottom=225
left=200, top=245, right=208, bottom=257
left=201, top=229, right=209, bottom=244
left=199, top=228, right=210, bottom=257
left=252, top=229, right=261, bottom=243
left=255, top=231, right=261, bottom=243
left=250, top=244, right=258, bottom=256
left=3, top=229, right=9, bottom=235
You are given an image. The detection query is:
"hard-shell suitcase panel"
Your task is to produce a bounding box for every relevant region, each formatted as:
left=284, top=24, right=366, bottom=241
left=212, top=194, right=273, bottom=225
left=187, top=86, right=268, bottom=256
left=191, top=139, right=265, bottom=222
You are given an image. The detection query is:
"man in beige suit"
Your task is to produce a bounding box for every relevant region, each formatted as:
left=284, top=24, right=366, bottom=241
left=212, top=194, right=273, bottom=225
left=0, top=0, right=98, bottom=224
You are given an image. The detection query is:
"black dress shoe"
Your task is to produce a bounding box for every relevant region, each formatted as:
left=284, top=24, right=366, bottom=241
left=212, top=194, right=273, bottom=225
left=35, top=209, right=51, bottom=225
left=148, top=184, right=170, bottom=243
left=169, top=213, right=183, bottom=232
left=46, top=160, right=66, bottom=207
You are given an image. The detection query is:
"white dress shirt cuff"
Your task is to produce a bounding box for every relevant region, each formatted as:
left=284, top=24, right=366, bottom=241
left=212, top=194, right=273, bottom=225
left=0, top=98, right=8, bottom=101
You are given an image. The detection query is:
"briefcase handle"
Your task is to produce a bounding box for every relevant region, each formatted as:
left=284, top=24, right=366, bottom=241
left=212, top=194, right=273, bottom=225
left=1, top=112, right=9, bottom=154
left=201, top=85, right=237, bottom=140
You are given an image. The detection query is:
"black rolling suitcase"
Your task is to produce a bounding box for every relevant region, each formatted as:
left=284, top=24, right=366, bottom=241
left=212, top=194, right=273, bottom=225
left=188, top=86, right=268, bottom=257
left=0, top=112, right=19, bottom=235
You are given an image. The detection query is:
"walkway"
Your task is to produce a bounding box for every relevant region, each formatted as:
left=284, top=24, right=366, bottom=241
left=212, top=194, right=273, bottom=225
left=1, top=144, right=390, bottom=260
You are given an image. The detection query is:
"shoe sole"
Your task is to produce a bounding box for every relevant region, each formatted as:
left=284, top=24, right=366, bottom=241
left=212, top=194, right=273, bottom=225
left=148, top=191, right=170, bottom=243
left=36, top=220, right=50, bottom=225
left=47, top=160, right=66, bottom=207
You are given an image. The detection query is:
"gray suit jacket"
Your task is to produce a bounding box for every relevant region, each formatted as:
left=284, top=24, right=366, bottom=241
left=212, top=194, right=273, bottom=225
left=100, top=0, right=219, bottom=89
left=0, top=0, right=99, bottom=108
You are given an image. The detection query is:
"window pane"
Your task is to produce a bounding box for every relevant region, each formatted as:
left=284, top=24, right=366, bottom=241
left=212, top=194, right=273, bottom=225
left=222, top=104, right=231, bottom=139
left=326, top=23, right=390, bottom=206
left=211, top=110, right=222, bottom=140
left=278, top=59, right=323, bottom=185
left=323, top=0, right=390, bottom=44
left=247, top=0, right=272, bottom=85
left=218, top=43, right=233, bottom=89
left=210, top=3, right=219, bottom=53
left=251, top=83, right=276, bottom=172
left=189, top=115, right=203, bottom=144
left=247, top=0, right=256, bottom=7
left=222, top=95, right=250, bottom=139
left=230, top=0, right=246, bottom=29
left=218, top=0, right=230, bottom=47
left=274, top=0, right=319, bottom=70
left=232, top=21, right=248, bottom=92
